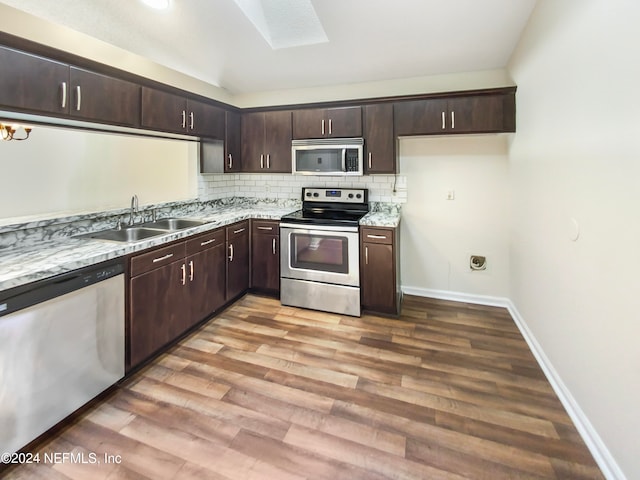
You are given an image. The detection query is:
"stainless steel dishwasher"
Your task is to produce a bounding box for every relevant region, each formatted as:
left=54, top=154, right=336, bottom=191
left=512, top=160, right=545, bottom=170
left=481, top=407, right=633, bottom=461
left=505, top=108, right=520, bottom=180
left=0, top=259, right=125, bottom=454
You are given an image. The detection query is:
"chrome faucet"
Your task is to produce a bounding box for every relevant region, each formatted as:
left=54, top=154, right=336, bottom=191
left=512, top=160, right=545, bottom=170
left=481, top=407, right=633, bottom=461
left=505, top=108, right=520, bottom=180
left=129, top=194, right=139, bottom=226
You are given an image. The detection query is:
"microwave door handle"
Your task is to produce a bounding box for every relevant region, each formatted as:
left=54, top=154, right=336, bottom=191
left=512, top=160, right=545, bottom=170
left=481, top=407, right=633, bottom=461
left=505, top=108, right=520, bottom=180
left=341, top=148, right=346, bottom=172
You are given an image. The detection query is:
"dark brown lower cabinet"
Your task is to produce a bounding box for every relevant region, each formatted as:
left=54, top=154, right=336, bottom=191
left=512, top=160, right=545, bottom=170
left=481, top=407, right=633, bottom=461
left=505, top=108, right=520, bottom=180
left=226, top=221, right=250, bottom=301
left=128, top=229, right=227, bottom=371
left=251, top=220, right=280, bottom=294
left=360, top=226, right=401, bottom=315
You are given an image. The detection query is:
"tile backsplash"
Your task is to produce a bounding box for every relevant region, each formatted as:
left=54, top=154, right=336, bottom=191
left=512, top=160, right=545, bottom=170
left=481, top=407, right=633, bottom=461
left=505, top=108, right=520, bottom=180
left=198, top=173, right=407, bottom=203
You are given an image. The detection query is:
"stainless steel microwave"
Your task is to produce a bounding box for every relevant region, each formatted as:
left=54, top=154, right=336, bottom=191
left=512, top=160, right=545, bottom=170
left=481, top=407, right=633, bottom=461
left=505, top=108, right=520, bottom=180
left=292, top=138, right=364, bottom=176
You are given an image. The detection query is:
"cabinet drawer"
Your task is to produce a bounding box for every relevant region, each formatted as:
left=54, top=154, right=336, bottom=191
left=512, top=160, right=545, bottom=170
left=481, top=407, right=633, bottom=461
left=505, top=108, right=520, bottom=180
left=186, top=228, right=225, bottom=255
left=361, top=227, right=394, bottom=245
left=252, top=220, right=279, bottom=235
left=226, top=220, right=249, bottom=240
left=130, top=242, right=185, bottom=277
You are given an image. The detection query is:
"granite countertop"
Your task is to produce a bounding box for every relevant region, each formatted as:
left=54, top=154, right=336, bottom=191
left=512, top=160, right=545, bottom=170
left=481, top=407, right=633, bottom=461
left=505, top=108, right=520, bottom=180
left=0, top=201, right=401, bottom=293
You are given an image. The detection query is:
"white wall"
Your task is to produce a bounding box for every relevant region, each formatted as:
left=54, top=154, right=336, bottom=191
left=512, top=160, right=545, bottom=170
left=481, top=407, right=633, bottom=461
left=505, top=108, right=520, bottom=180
left=399, top=136, right=510, bottom=299
left=0, top=125, right=197, bottom=221
left=508, top=0, right=640, bottom=478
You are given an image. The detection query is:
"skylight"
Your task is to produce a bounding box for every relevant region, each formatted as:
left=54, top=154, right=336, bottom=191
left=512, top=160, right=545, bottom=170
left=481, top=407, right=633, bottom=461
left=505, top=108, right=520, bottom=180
left=232, top=0, right=328, bottom=50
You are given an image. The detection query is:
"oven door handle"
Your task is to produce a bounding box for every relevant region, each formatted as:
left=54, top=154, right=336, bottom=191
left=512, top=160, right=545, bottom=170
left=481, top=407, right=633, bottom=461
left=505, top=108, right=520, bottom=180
left=279, top=223, right=359, bottom=233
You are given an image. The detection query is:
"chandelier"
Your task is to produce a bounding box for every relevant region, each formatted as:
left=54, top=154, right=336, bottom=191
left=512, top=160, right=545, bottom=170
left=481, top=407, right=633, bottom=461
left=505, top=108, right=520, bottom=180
left=1, top=123, right=33, bottom=141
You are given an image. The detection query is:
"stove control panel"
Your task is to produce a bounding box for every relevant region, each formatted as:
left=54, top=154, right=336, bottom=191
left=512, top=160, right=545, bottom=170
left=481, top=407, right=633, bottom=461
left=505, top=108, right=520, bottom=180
left=302, top=188, right=367, bottom=204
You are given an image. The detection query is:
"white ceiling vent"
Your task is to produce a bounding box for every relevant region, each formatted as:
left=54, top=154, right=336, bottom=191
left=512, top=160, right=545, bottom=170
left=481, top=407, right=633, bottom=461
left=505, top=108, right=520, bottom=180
left=232, top=0, right=328, bottom=49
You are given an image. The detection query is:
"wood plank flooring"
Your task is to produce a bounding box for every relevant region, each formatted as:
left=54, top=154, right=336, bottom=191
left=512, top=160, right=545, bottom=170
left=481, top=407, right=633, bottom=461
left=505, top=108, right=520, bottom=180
left=2, top=294, right=604, bottom=479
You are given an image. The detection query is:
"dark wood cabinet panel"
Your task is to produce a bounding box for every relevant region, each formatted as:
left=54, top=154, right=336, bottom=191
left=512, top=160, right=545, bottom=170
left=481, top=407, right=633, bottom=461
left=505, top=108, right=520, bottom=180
left=363, top=103, right=395, bottom=174
left=0, top=46, right=69, bottom=115
left=360, top=226, right=400, bottom=315
left=394, top=93, right=515, bottom=136
left=292, top=106, right=361, bottom=139
left=141, top=87, right=186, bottom=133
left=225, top=110, right=242, bottom=172
left=264, top=110, right=293, bottom=172
left=226, top=221, right=250, bottom=300
left=187, top=243, right=226, bottom=328
left=251, top=220, right=280, bottom=294
left=129, top=259, right=186, bottom=367
left=69, top=67, right=140, bottom=126
left=241, top=111, right=292, bottom=172
left=188, top=99, right=225, bottom=138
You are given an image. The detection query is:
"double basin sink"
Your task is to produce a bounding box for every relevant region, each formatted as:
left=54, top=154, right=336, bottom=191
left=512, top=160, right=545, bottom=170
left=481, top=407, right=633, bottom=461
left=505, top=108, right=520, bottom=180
left=79, top=218, right=209, bottom=243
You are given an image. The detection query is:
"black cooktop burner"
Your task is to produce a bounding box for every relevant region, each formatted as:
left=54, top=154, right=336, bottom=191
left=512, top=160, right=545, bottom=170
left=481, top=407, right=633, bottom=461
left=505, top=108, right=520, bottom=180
left=281, top=208, right=368, bottom=227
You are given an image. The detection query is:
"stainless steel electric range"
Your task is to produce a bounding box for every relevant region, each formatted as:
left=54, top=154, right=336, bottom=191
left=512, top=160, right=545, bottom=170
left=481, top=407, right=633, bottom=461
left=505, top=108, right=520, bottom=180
left=279, top=187, right=369, bottom=317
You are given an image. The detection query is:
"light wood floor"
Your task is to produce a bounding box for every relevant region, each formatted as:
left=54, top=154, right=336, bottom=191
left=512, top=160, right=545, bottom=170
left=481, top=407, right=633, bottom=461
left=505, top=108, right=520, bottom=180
left=3, top=294, right=604, bottom=479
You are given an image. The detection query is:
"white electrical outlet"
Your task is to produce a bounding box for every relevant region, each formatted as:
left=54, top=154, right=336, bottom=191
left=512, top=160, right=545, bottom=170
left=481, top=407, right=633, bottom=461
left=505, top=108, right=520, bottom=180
left=446, top=190, right=455, bottom=200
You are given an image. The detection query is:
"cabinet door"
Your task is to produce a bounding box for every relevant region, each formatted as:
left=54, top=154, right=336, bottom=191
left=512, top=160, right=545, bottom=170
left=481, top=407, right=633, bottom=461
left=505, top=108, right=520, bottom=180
left=69, top=67, right=140, bottom=126
left=129, top=260, right=186, bottom=368
left=187, top=243, right=226, bottom=327
left=394, top=98, right=449, bottom=136
left=364, top=104, right=395, bottom=174
left=446, top=95, right=507, bottom=133
left=361, top=242, right=396, bottom=313
left=225, top=110, right=242, bottom=172
left=251, top=221, right=280, bottom=293
left=326, top=106, right=362, bottom=137
left=264, top=110, right=292, bottom=172
left=241, top=112, right=265, bottom=172
left=141, top=87, right=187, bottom=133
left=226, top=222, right=250, bottom=300
left=292, top=108, right=326, bottom=139
left=0, top=46, right=69, bottom=115
left=188, top=99, right=225, bottom=139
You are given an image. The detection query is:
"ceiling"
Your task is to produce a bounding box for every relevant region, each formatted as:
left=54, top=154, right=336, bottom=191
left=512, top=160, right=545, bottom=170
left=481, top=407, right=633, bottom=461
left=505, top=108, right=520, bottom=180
left=0, top=0, right=538, bottom=95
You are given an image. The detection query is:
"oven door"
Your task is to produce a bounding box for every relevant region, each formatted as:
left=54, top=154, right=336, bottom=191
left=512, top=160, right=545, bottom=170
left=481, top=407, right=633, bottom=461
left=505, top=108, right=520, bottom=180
left=280, top=224, right=360, bottom=287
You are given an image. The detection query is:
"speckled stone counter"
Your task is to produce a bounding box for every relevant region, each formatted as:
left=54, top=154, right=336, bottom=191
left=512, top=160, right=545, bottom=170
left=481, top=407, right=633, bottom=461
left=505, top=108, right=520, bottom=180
left=0, top=200, right=298, bottom=292
left=0, top=198, right=401, bottom=292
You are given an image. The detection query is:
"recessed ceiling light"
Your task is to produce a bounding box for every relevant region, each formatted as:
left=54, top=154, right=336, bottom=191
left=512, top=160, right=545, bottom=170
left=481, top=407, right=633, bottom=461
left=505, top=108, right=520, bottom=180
left=140, top=0, right=170, bottom=10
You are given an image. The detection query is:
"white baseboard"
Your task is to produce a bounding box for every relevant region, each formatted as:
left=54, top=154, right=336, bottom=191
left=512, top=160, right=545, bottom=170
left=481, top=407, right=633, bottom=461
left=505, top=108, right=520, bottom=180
left=401, top=286, right=626, bottom=480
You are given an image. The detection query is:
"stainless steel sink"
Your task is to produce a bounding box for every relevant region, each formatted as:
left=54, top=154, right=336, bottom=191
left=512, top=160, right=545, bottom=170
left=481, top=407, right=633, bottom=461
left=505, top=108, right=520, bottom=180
left=79, top=227, right=168, bottom=243
left=139, top=217, right=208, bottom=231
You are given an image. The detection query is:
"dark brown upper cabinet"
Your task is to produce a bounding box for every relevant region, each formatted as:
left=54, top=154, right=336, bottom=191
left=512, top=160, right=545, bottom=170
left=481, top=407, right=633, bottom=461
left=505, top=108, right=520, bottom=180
left=363, top=103, right=395, bottom=174
left=224, top=110, right=242, bottom=172
left=141, top=87, right=225, bottom=139
left=0, top=46, right=140, bottom=127
left=394, top=92, right=515, bottom=136
left=292, top=106, right=362, bottom=139
left=241, top=110, right=292, bottom=173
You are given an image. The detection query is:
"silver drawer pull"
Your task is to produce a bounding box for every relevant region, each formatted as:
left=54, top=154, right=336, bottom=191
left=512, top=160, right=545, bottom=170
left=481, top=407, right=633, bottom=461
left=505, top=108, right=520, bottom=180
left=257, top=226, right=273, bottom=231
left=200, top=239, right=215, bottom=246
left=367, top=234, right=387, bottom=239
left=152, top=253, right=174, bottom=263
left=233, top=228, right=245, bottom=234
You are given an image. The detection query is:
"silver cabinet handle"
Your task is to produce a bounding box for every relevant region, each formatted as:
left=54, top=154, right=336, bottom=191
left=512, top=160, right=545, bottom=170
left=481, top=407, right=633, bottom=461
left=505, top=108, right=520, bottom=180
left=367, top=234, right=387, bottom=239
left=189, top=260, right=194, bottom=281
left=451, top=111, right=455, bottom=129
left=228, top=244, right=234, bottom=261
left=61, top=82, right=67, bottom=109
left=200, top=239, right=215, bottom=246
left=76, top=86, right=82, bottom=111
left=234, top=228, right=245, bottom=234
left=181, top=110, right=186, bottom=129
left=260, top=154, right=264, bottom=169
left=228, top=154, right=233, bottom=169
left=368, top=152, right=372, bottom=169
left=181, top=263, right=186, bottom=285
left=321, top=119, right=325, bottom=135
left=190, top=112, right=195, bottom=130
left=266, top=154, right=270, bottom=169
left=272, top=238, right=277, bottom=255
left=329, top=118, right=332, bottom=135
left=441, top=111, right=446, bottom=129
left=365, top=246, right=369, bottom=265
left=152, top=253, right=174, bottom=263
left=257, top=226, right=273, bottom=231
